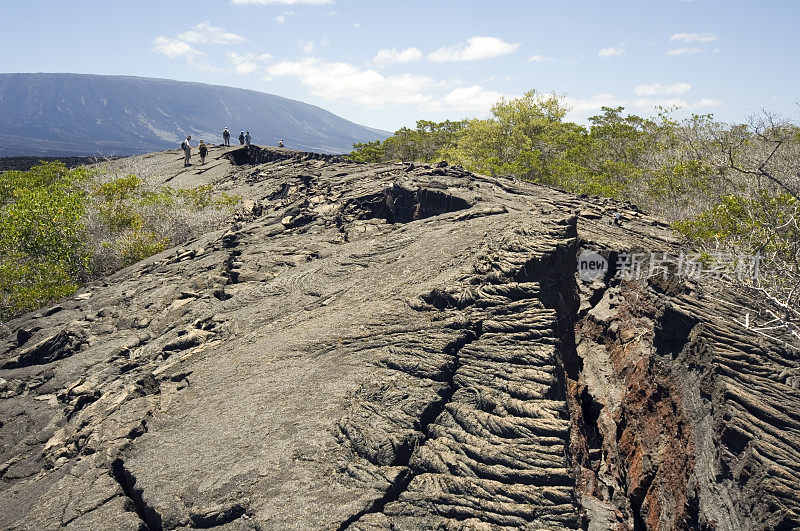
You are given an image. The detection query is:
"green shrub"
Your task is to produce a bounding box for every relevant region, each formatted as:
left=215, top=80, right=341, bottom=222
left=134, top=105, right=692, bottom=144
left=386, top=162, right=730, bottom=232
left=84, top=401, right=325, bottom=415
left=0, top=255, right=79, bottom=319
left=0, top=162, right=239, bottom=321
left=0, top=163, right=91, bottom=320
left=673, top=192, right=799, bottom=308
left=673, top=192, right=799, bottom=256
left=93, top=174, right=143, bottom=201
left=112, top=230, right=170, bottom=267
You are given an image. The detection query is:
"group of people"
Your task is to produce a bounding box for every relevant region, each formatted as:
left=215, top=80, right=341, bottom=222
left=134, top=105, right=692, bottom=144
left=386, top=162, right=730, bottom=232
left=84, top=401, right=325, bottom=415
left=222, top=128, right=252, bottom=146
left=181, top=136, right=208, bottom=167
left=180, top=128, right=286, bottom=167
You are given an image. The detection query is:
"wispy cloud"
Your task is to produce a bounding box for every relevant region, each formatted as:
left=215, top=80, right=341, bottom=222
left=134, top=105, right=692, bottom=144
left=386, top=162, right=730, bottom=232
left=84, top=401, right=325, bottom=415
left=666, top=47, right=703, bottom=55
left=275, top=11, right=294, bottom=22
left=598, top=46, right=624, bottom=58
left=299, top=40, right=315, bottom=53
left=528, top=54, right=554, bottom=63
left=373, top=47, right=423, bottom=66
left=267, top=58, right=434, bottom=107
left=634, top=82, right=692, bottom=96
left=153, top=23, right=244, bottom=72
left=177, top=22, right=244, bottom=44
left=670, top=32, right=718, bottom=43
left=227, top=51, right=272, bottom=75
left=428, top=36, right=520, bottom=62
left=152, top=36, right=220, bottom=72
left=153, top=37, right=202, bottom=60
left=267, top=57, right=518, bottom=114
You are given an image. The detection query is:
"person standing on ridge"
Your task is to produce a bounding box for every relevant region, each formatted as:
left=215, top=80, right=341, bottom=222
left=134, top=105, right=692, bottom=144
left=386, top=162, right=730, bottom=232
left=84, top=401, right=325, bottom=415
left=198, top=140, right=208, bottom=165
left=278, top=139, right=284, bottom=148
left=245, top=131, right=252, bottom=146
left=238, top=131, right=245, bottom=145
left=181, top=135, right=193, bottom=167
left=222, top=127, right=230, bottom=146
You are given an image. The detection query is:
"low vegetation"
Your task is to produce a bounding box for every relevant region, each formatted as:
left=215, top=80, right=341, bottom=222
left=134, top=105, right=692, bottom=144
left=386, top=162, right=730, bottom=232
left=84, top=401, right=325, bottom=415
left=352, top=90, right=800, bottom=323
left=0, top=161, right=238, bottom=320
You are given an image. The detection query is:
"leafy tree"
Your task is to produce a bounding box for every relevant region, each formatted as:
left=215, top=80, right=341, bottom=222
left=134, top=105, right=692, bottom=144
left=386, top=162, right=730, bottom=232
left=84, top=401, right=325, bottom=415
left=445, top=90, right=582, bottom=185
left=350, top=119, right=467, bottom=163
left=350, top=140, right=385, bottom=163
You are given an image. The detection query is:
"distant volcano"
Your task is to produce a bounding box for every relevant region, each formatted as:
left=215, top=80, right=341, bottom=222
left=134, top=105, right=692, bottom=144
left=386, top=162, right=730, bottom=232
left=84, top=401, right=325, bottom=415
left=0, top=73, right=389, bottom=156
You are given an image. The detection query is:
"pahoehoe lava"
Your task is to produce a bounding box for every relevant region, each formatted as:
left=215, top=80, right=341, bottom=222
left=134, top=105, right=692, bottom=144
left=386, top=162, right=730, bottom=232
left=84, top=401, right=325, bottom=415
left=1, top=145, right=798, bottom=530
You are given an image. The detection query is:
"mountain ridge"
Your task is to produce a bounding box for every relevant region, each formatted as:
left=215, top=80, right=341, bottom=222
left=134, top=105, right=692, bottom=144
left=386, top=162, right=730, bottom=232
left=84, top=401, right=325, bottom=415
left=0, top=73, right=389, bottom=156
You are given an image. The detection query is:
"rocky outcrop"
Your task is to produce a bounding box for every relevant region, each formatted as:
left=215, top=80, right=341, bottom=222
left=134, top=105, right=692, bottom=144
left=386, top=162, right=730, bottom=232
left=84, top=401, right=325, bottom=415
left=1, top=146, right=798, bottom=529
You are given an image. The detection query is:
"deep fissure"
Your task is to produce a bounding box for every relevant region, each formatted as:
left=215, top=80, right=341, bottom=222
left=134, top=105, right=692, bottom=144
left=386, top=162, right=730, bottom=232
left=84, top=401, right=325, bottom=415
left=224, top=145, right=344, bottom=166
left=344, top=184, right=472, bottom=224
left=110, top=458, right=163, bottom=531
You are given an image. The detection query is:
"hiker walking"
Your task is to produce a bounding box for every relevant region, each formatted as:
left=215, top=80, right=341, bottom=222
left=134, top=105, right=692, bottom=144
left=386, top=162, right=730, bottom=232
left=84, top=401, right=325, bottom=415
left=222, top=127, right=231, bottom=146
left=181, top=135, right=193, bottom=167
left=198, top=140, right=208, bottom=165
left=238, top=131, right=245, bottom=145
left=245, top=131, right=252, bottom=146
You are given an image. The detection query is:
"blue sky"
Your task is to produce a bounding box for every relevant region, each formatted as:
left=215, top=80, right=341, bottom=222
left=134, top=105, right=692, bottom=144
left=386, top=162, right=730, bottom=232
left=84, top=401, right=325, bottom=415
left=2, top=0, right=799, bottom=132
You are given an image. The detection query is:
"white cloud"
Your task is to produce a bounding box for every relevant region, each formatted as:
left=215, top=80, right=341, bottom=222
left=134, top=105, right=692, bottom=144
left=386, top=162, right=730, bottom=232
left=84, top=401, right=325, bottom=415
left=299, top=40, right=315, bottom=53
left=152, top=37, right=202, bottom=60
left=425, top=85, right=510, bottom=112
left=373, top=47, right=423, bottom=66
left=634, top=82, right=692, bottom=96
left=177, top=22, right=244, bottom=44
left=670, top=32, right=718, bottom=43
left=528, top=54, right=554, bottom=63
left=232, top=0, right=331, bottom=4
left=598, top=46, right=624, bottom=58
left=227, top=51, right=272, bottom=75
left=152, top=36, right=221, bottom=72
left=153, top=23, right=243, bottom=72
left=428, top=36, right=520, bottom=62
left=666, top=47, right=703, bottom=55
left=267, top=58, right=434, bottom=107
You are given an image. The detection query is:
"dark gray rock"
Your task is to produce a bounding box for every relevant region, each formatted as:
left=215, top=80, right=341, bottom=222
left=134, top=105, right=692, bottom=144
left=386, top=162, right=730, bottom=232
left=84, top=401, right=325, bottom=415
left=0, top=147, right=798, bottom=530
